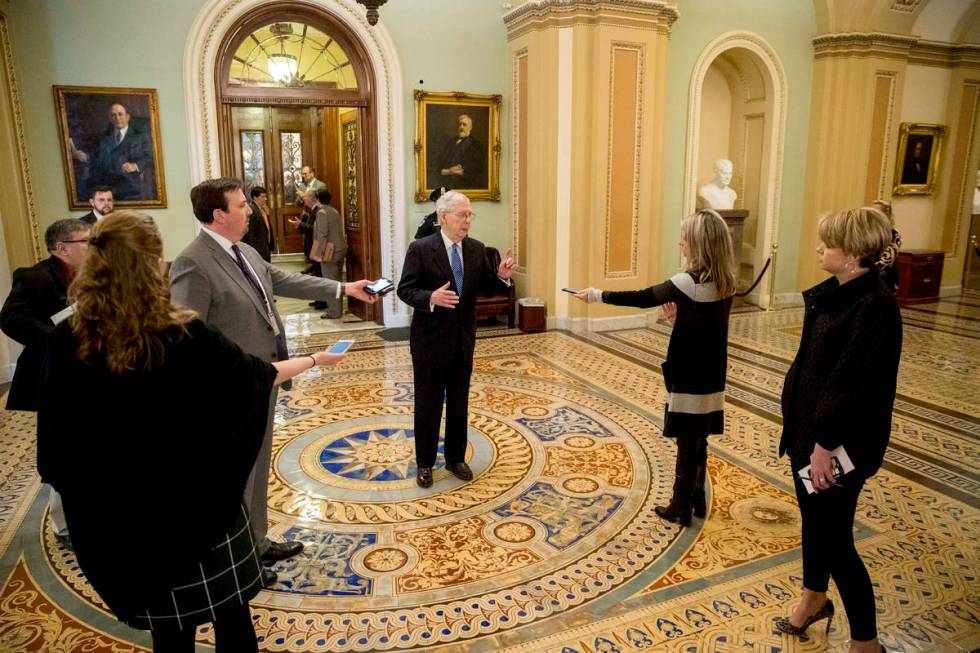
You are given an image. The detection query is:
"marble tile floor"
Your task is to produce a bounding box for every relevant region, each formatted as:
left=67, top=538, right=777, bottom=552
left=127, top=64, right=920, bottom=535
left=0, top=296, right=976, bottom=652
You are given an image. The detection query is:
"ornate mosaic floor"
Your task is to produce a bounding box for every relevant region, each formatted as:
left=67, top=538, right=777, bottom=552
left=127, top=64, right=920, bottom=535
left=0, top=297, right=977, bottom=652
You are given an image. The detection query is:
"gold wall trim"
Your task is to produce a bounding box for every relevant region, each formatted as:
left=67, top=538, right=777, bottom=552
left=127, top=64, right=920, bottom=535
left=512, top=48, right=528, bottom=272
left=503, top=0, right=678, bottom=39
left=0, top=13, right=41, bottom=263
left=813, top=32, right=980, bottom=67
left=867, top=72, right=897, bottom=202
left=604, top=43, right=643, bottom=278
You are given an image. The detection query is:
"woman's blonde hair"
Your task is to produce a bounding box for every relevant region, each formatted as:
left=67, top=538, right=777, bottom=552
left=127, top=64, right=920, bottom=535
left=70, top=211, right=196, bottom=374
left=681, top=209, right=737, bottom=298
left=818, top=208, right=892, bottom=268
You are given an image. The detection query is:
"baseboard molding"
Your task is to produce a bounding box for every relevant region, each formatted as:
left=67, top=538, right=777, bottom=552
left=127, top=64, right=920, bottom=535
left=0, top=364, right=14, bottom=384
left=940, top=284, right=961, bottom=298
left=548, top=313, right=648, bottom=333
left=773, top=292, right=804, bottom=308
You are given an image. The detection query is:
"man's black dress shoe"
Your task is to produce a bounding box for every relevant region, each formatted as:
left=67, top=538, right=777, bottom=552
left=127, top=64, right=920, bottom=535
left=261, top=540, right=304, bottom=564
left=417, top=467, right=433, bottom=488
left=261, top=567, right=277, bottom=588
left=446, top=461, right=473, bottom=481
left=308, top=300, right=328, bottom=309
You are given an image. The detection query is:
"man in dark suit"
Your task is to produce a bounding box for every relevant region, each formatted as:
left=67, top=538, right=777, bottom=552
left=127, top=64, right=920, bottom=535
left=170, top=177, right=376, bottom=586
left=431, top=114, right=487, bottom=190
left=91, top=102, right=153, bottom=200
left=78, top=186, right=113, bottom=226
left=901, top=139, right=929, bottom=185
left=1, top=218, right=90, bottom=549
left=414, top=186, right=448, bottom=240
left=397, top=191, right=514, bottom=488
left=242, top=185, right=275, bottom=262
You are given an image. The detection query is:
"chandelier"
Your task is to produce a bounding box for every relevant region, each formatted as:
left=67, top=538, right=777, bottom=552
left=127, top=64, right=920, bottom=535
left=355, top=0, right=387, bottom=26
left=266, top=53, right=298, bottom=83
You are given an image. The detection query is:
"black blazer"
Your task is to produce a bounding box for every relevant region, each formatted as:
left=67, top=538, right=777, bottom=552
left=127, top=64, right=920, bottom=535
left=397, top=233, right=505, bottom=364
left=779, top=271, right=902, bottom=477
left=242, top=201, right=275, bottom=262
left=0, top=256, right=70, bottom=410
left=78, top=211, right=98, bottom=226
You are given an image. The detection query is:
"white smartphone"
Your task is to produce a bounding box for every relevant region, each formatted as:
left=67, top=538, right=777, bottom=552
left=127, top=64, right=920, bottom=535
left=328, top=339, right=355, bottom=354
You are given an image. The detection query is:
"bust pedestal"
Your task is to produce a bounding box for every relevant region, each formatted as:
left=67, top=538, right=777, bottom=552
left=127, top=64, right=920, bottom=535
left=717, top=209, right=748, bottom=304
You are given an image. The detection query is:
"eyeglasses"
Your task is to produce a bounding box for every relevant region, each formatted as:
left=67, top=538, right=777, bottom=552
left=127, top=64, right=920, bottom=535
left=450, top=211, right=476, bottom=220
left=60, top=239, right=90, bottom=244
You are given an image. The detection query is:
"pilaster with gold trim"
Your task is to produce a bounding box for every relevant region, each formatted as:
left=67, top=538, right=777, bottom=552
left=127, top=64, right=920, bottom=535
left=505, top=0, right=677, bottom=328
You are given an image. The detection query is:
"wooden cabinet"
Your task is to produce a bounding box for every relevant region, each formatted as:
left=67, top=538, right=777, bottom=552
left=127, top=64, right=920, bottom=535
left=895, top=249, right=944, bottom=305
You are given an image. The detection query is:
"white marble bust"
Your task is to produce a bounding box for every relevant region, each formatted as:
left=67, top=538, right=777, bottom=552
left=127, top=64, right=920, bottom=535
left=698, top=159, right=737, bottom=211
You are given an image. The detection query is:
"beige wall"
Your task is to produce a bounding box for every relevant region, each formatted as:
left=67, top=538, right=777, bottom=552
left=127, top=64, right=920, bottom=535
left=894, top=64, right=953, bottom=250
left=698, top=65, right=732, bottom=187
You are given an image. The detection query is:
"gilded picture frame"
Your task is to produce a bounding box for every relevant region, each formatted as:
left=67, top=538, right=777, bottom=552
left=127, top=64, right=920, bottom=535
left=54, top=85, right=167, bottom=209
left=892, top=122, right=945, bottom=196
left=414, top=90, right=501, bottom=202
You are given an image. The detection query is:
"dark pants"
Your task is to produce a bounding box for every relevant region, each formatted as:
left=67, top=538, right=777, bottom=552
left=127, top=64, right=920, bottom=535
left=412, top=352, right=472, bottom=468
left=794, top=473, right=877, bottom=641
left=150, top=603, right=257, bottom=653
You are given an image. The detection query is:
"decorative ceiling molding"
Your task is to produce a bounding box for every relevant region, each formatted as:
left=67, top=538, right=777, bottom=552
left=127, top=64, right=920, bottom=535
left=813, top=31, right=980, bottom=67
left=503, top=0, right=679, bottom=39
left=890, top=0, right=922, bottom=15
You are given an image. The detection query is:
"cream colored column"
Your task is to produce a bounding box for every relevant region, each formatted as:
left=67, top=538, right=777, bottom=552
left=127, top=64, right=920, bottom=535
left=505, top=1, right=677, bottom=330
left=0, top=0, right=41, bottom=382
left=797, top=34, right=912, bottom=290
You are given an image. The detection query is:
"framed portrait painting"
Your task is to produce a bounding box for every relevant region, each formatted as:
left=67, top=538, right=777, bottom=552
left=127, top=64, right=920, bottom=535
left=54, top=85, right=167, bottom=209
left=893, top=122, right=945, bottom=196
left=414, top=90, right=501, bottom=202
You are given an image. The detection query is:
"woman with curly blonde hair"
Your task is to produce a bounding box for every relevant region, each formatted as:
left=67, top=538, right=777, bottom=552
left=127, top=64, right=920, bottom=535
left=38, top=212, right=346, bottom=652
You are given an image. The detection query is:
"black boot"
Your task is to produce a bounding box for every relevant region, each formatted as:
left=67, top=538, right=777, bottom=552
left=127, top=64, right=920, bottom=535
left=655, top=437, right=697, bottom=527
left=690, top=438, right=708, bottom=519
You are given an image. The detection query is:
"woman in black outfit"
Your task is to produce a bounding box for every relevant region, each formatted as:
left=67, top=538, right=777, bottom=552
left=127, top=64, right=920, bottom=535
left=776, top=207, right=902, bottom=653
left=575, top=209, right=737, bottom=527
left=37, top=212, right=346, bottom=652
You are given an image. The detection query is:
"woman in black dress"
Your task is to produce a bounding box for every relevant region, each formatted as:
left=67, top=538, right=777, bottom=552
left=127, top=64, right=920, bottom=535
left=575, top=209, right=737, bottom=526
left=37, top=212, right=346, bottom=652
left=775, top=207, right=901, bottom=653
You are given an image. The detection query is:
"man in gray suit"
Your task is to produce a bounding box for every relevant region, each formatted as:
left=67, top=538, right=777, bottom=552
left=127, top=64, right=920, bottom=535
left=170, top=177, right=376, bottom=587
left=304, top=187, right=347, bottom=319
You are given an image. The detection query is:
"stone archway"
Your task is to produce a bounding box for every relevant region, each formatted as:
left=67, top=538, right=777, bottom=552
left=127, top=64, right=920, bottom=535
left=182, top=0, right=410, bottom=326
left=684, top=31, right=788, bottom=308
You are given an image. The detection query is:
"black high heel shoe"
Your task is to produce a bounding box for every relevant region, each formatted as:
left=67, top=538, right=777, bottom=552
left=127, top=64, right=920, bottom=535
left=773, top=599, right=834, bottom=636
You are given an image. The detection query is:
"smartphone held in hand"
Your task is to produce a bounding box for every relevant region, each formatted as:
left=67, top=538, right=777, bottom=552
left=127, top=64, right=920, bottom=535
left=366, top=278, right=394, bottom=296
left=328, top=339, right=355, bottom=355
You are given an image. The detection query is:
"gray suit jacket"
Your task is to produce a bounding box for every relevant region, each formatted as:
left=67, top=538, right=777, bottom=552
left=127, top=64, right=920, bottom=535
left=170, top=230, right=341, bottom=362
left=312, top=205, right=347, bottom=263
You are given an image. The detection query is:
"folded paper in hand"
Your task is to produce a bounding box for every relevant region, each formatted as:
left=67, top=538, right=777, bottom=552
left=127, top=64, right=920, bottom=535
left=798, top=445, right=854, bottom=494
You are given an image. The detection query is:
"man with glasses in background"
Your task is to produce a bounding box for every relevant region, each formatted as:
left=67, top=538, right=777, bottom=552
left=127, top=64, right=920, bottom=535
left=397, top=191, right=515, bottom=488
left=1, top=218, right=91, bottom=550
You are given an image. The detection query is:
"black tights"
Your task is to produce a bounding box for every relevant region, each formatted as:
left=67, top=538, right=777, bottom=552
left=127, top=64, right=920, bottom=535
left=150, top=604, right=257, bottom=653
left=795, top=474, right=877, bottom=641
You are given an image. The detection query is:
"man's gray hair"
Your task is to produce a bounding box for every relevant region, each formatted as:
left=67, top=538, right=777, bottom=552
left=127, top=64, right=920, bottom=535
left=435, top=190, right=469, bottom=218
left=45, top=218, right=89, bottom=252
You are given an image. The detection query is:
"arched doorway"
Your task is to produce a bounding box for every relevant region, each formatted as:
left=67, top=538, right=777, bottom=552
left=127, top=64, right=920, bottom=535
left=684, top=32, right=787, bottom=308
left=183, top=0, right=408, bottom=326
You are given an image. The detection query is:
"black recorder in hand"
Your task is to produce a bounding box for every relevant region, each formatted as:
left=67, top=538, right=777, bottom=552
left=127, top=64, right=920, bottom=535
left=366, top=278, right=395, bottom=296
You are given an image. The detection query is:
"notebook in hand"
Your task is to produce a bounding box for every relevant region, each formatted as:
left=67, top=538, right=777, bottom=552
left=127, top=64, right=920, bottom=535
left=797, top=445, right=854, bottom=494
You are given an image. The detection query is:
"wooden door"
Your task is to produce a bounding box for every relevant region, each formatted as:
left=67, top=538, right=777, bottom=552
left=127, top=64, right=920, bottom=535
left=339, top=109, right=369, bottom=320
left=230, top=106, right=317, bottom=254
